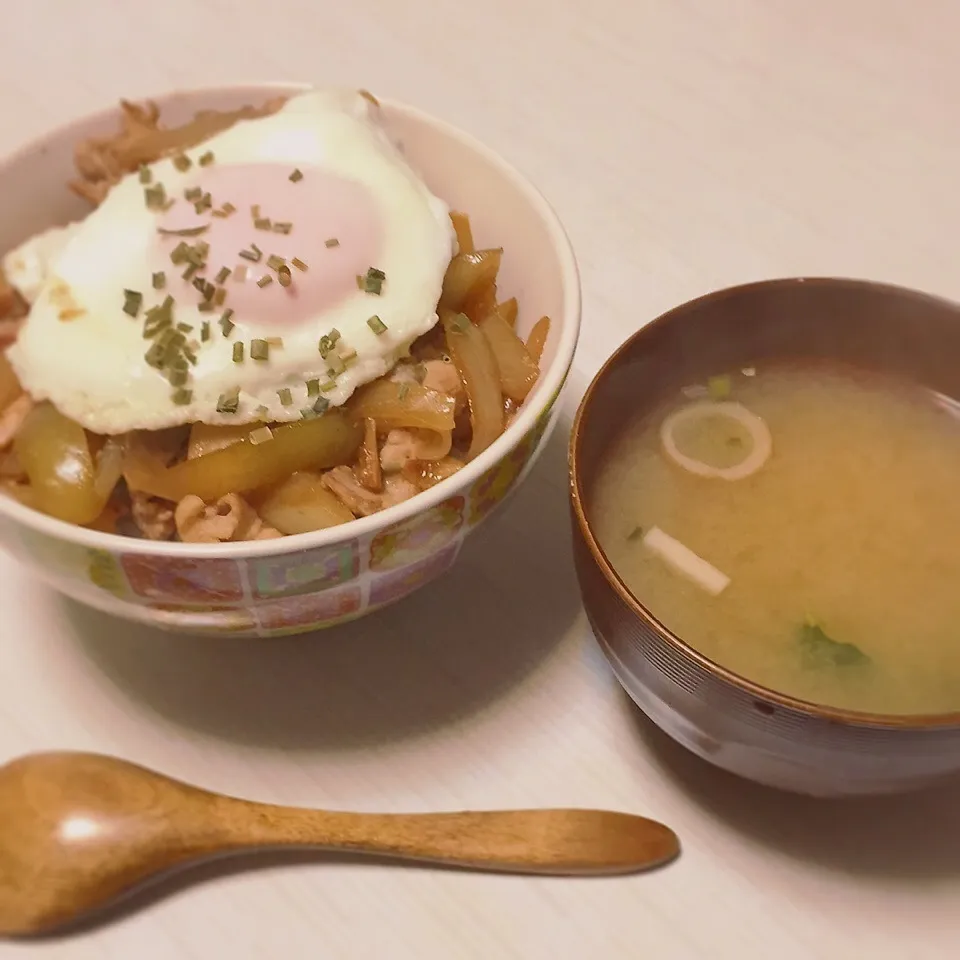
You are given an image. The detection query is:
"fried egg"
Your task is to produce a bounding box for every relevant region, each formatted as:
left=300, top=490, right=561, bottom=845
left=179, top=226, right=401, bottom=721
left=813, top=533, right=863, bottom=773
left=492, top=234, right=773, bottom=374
left=6, top=89, right=456, bottom=434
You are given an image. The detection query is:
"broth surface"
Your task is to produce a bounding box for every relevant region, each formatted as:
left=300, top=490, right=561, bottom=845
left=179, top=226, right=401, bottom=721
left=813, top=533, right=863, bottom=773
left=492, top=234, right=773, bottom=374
left=592, top=365, right=960, bottom=715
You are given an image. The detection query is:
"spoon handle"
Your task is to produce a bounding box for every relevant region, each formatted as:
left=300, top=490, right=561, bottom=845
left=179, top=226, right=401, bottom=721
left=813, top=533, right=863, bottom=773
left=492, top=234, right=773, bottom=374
left=212, top=800, right=680, bottom=875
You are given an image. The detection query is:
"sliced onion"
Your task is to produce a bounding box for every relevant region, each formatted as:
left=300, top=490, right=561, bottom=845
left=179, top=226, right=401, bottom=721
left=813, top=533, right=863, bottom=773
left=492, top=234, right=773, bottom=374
left=660, top=401, right=771, bottom=481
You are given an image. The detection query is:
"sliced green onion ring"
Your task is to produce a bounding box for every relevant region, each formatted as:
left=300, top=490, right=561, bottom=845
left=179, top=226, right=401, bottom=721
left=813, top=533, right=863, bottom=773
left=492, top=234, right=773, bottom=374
left=660, top=400, right=772, bottom=481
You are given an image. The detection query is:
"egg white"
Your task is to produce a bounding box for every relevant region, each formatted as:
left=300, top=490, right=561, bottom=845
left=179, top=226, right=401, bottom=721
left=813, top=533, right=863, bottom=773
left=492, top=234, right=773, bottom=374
left=6, top=90, right=456, bottom=434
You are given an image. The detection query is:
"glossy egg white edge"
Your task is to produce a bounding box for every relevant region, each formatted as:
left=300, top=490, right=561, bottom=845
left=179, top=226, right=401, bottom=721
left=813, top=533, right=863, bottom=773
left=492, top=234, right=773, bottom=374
left=6, top=89, right=456, bottom=434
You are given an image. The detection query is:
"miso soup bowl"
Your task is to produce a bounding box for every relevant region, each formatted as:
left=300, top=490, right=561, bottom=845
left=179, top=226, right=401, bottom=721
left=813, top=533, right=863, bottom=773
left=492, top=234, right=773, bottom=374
left=0, top=83, right=580, bottom=637
left=571, top=278, right=960, bottom=797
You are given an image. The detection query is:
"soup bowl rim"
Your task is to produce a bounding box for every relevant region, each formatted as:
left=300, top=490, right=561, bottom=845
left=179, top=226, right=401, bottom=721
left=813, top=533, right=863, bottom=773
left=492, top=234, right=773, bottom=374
left=570, top=275, right=960, bottom=731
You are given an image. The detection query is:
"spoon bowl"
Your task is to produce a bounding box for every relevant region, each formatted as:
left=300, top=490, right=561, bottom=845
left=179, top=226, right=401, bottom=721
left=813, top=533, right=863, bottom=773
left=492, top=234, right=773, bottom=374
left=0, top=751, right=679, bottom=936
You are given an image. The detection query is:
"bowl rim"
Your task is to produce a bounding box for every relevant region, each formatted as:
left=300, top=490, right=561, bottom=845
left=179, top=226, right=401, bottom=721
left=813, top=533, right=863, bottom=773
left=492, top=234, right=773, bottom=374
left=570, top=275, right=960, bottom=731
left=0, top=82, right=581, bottom=557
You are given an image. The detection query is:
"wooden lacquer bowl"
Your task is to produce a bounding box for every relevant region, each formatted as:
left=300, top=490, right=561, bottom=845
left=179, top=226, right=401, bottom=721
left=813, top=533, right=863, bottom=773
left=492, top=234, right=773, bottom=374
left=570, top=278, right=960, bottom=796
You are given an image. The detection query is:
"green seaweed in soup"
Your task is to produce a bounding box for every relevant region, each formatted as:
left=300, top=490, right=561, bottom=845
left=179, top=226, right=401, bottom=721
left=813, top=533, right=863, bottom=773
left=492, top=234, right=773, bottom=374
left=798, top=621, right=870, bottom=669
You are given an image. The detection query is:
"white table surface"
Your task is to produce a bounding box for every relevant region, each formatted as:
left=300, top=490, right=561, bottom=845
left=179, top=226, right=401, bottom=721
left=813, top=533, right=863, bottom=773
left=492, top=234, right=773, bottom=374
left=2, top=1, right=959, bottom=957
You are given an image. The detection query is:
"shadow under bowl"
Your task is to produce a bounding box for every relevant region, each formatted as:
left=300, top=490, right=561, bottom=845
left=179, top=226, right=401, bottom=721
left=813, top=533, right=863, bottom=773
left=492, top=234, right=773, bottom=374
left=570, top=277, right=960, bottom=797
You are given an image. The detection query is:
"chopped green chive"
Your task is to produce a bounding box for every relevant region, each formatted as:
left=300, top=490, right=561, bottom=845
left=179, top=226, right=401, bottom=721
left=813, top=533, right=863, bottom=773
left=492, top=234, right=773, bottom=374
left=318, top=331, right=340, bottom=356
left=238, top=244, right=262, bottom=262
left=184, top=186, right=203, bottom=201
left=143, top=295, right=174, bottom=329
left=306, top=378, right=320, bottom=396
left=171, top=387, right=193, bottom=405
left=367, top=315, right=387, bottom=335
left=176, top=322, right=193, bottom=333
left=324, top=237, right=340, bottom=248
left=216, top=388, right=240, bottom=414
left=707, top=374, right=732, bottom=401
left=289, top=168, right=304, bottom=182
left=213, top=288, right=227, bottom=307
left=215, top=266, right=231, bottom=284
left=278, top=265, right=292, bottom=287
left=138, top=165, right=152, bottom=184
left=197, top=301, right=214, bottom=313
left=327, top=354, right=345, bottom=376
left=152, top=271, right=166, bottom=289
left=198, top=150, right=215, bottom=167
left=201, top=321, right=211, bottom=342
left=144, top=342, right=166, bottom=368
left=172, top=154, right=192, bottom=172
left=266, top=254, right=285, bottom=271
left=182, top=263, right=199, bottom=282
left=249, top=426, right=274, bottom=445
left=397, top=383, right=410, bottom=401
left=155, top=325, right=177, bottom=347
left=273, top=222, right=293, bottom=235
left=320, top=378, right=337, bottom=392
left=122, top=289, right=143, bottom=317
left=255, top=404, right=270, bottom=419
left=360, top=266, right=386, bottom=294
left=312, top=396, right=330, bottom=414
left=291, top=257, right=308, bottom=272
left=254, top=217, right=272, bottom=231
left=250, top=339, right=269, bottom=361
left=144, top=183, right=167, bottom=209
left=232, top=342, right=245, bottom=363
left=278, top=388, right=293, bottom=406
left=158, top=224, right=209, bottom=238
left=143, top=314, right=171, bottom=338
left=167, top=367, right=189, bottom=387
left=257, top=275, right=274, bottom=288
left=169, top=241, right=189, bottom=264
left=340, top=346, right=357, bottom=363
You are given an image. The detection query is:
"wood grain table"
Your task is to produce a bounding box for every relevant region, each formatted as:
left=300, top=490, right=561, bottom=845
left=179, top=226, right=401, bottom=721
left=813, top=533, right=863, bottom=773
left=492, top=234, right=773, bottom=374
left=1, top=1, right=958, bottom=956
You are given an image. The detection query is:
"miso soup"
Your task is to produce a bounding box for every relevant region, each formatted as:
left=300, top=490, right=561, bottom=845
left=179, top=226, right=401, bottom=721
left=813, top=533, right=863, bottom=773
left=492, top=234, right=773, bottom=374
left=592, top=365, right=960, bottom=715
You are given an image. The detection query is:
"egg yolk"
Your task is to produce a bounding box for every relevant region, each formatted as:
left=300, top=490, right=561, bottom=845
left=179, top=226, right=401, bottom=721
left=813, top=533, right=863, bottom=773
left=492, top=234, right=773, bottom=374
left=154, top=164, right=383, bottom=329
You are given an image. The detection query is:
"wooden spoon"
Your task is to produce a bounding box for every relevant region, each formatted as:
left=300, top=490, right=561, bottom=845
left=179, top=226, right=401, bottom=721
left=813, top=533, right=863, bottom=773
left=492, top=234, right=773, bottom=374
left=0, top=751, right=679, bottom=936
